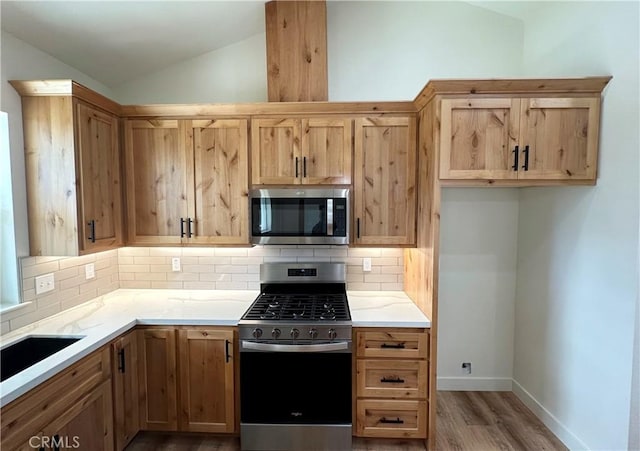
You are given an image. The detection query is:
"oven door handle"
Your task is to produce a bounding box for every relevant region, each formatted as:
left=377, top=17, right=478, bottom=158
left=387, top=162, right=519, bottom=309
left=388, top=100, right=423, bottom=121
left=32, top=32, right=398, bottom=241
left=241, top=340, right=349, bottom=353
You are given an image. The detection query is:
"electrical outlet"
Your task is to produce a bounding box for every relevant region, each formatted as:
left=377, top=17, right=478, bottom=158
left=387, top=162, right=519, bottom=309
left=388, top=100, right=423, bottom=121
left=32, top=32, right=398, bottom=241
left=462, top=362, right=472, bottom=374
left=172, top=257, right=181, bottom=272
left=35, top=273, right=55, bottom=295
left=363, top=257, right=372, bottom=272
left=85, top=263, right=95, bottom=280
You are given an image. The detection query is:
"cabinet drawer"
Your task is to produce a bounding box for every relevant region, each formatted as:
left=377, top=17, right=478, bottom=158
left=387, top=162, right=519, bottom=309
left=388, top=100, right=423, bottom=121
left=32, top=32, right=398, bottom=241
left=356, top=399, right=427, bottom=438
left=356, top=330, right=428, bottom=359
left=1, top=347, right=111, bottom=451
left=357, top=360, right=427, bottom=399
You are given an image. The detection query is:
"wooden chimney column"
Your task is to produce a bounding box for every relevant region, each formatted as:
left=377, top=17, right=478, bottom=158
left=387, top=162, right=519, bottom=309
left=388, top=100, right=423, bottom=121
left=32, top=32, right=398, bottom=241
left=265, top=0, right=328, bottom=101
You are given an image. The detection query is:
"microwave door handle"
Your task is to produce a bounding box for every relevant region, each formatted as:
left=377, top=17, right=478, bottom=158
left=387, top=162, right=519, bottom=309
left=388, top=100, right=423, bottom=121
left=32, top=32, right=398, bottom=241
left=326, top=199, right=334, bottom=236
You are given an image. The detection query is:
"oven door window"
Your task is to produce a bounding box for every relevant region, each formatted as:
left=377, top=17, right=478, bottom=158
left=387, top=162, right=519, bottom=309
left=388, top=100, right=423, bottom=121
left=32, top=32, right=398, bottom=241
left=252, top=198, right=327, bottom=236
left=240, top=352, right=351, bottom=424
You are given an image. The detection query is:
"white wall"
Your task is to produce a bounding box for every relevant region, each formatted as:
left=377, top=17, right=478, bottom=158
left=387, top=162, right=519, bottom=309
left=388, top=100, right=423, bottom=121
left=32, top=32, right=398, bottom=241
left=438, top=189, right=519, bottom=390
left=326, top=1, right=523, bottom=100
left=513, top=2, right=639, bottom=450
left=112, top=33, right=267, bottom=104
left=0, top=112, right=19, bottom=305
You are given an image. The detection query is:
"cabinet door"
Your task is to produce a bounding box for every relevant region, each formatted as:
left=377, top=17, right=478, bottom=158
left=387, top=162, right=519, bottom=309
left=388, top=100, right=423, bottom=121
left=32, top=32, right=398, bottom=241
left=112, top=331, right=139, bottom=450
left=439, top=98, right=520, bottom=180
left=125, top=120, right=191, bottom=244
left=76, top=101, right=123, bottom=252
left=301, top=118, right=352, bottom=184
left=138, top=328, right=178, bottom=431
left=177, top=329, right=235, bottom=433
left=44, top=380, right=114, bottom=451
left=251, top=118, right=301, bottom=184
left=518, top=97, right=599, bottom=181
left=354, top=117, right=417, bottom=245
left=191, top=119, right=249, bottom=244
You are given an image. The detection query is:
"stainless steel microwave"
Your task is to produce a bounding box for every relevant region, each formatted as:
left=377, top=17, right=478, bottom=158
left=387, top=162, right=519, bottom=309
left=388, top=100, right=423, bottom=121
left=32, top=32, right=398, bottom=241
left=250, top=189, right=349, bottom=245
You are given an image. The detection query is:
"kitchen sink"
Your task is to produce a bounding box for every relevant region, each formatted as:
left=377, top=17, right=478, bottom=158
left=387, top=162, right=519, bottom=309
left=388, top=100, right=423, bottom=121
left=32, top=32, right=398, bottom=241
left=1, top=336, right=83, bottom=382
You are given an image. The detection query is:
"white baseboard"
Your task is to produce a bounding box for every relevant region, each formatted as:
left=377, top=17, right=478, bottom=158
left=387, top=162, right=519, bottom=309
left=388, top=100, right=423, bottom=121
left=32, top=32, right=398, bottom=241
left=437, top=376, right=513, bottom=391
left=512, top=379, right=589, bottom=450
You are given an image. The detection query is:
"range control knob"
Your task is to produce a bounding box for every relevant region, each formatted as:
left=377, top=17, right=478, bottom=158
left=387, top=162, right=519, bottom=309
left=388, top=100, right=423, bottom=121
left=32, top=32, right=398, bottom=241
left=309, top=328, right=318, bottom=339
left=328, top=329, right=337, bottom=340
left=252, top=328, right=263, bottom=339
left=290, top=328, right=300, bottom=339
left=272, top=328, right=281, bottom=339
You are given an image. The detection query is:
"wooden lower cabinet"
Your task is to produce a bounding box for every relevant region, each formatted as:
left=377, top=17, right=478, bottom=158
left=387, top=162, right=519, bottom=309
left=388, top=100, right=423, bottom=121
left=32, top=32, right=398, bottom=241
left=0, top=347, right=113, bottom=451
left=354, top=328, right=429, bottom=440
left=138, top=328, right=178, bottom=431
left=112, top=330, right=140, bottom=450
left=177, top=328, right=235, bottom=433
left=137, top=326, right=236, bottom=434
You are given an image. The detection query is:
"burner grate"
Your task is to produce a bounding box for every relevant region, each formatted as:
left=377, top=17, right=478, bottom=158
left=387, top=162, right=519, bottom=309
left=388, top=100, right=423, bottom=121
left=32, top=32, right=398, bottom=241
left=242, top=293, right=350, bottom=321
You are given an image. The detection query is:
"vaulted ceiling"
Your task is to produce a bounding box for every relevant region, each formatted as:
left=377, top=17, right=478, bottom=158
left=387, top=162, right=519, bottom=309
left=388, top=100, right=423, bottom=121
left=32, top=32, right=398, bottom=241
left=1, top=1, right=535, bottom=88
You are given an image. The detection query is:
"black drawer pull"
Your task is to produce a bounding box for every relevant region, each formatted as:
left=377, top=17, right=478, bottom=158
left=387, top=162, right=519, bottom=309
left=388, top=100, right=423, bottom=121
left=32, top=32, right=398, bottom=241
left=380, top=417, right=404, bottom=424
left=225, top=340, right=231, bottom=363
left=381, top=343, right=405, bottom=349
left=380, top=377, right=405, bottom=384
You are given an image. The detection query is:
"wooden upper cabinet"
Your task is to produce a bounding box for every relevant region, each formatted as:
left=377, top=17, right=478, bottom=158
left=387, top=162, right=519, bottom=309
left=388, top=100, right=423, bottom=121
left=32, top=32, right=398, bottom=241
left=17, top=96, right=123, bottom=256
left=251, top=118, right=300, bottom=184
left=301, top=118, right=352, bottom=184
left=125, top=120, right=191, bottom=245
left=439, top=98, right=519, bottom=180
left=518, top=97, right=599, bottom=180
left=177, top=328, right=235, bottom=433
left=251, top=117, right=352, bottom=185
left=191, top=119, right=249, bottom=244
left=439, top=95, right=601, bottom=184
left=353, top=117, right=417, bottom=246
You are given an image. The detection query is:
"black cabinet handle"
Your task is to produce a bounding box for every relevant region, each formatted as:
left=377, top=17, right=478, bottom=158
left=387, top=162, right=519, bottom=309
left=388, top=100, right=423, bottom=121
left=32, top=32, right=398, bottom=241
left=225, top=340, right=231, bottom=363
left=87, top=219, right=96, bottom=243
left=303, top=157, right=307, bottom=177
left=522, top=145, right=530, bottom=171
left=512, top=145, right=519, bottom=171
left=356, top=218, right=360, bottom=239
left=118, top=348, right=125, bottom=373
left=187, top=218, right=194, bottom=238
left=180, top=218, right=186, bottom=238
left=380, top=417, right=404, bottom=424
left=295, top=157, right=299, bottom=178
left=380, top=377, right=405, bottom=384
left=381, top=343, right=405, bottom=349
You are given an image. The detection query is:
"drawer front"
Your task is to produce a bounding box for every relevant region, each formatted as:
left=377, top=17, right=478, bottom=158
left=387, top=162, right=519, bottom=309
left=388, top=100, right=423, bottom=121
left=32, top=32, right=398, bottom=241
left=1, top=347, right=111, bottom=451
left=356, top=399, right=427, bottom=438
left=356, top=330, right=428, bottom=359
left=357, top=359, right=427, bottom=399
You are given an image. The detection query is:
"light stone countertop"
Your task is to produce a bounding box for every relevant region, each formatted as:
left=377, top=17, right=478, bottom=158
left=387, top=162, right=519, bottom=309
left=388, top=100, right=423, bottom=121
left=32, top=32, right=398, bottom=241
left=0, top=288, right=430, bottom=407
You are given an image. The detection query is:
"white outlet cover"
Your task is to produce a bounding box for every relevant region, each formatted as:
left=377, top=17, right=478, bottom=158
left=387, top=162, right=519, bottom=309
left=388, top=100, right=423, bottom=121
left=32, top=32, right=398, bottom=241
left=363, top=257, right=372, bottom=272
left=35, top=273, right=55, bottom=295
left=172, top=257, right=181, bottom=272
left=85, top=263, right=95, bottom=279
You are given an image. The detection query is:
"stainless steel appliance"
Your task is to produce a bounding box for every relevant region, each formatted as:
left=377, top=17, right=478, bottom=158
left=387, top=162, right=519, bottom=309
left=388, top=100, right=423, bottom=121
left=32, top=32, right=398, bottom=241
left=239, top=263, right=352, bottom=451
left=250, top=188, right=349, bottom=245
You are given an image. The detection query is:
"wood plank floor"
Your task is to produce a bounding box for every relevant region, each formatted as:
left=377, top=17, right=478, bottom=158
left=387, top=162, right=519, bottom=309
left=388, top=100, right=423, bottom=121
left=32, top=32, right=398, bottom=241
left=125, top=391, right=567, bottom=451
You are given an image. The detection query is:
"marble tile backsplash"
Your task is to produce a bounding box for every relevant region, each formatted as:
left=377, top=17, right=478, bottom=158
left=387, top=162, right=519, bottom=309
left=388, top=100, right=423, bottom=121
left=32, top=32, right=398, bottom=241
left=2, top=246, right=403, bottom=335
left=118, top=246, right=404, bottom=291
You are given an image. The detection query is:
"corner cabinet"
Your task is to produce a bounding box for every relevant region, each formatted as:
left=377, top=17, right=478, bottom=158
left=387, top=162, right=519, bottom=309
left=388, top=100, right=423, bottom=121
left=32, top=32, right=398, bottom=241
left=439, top=96, right=601, bottom=184
left=251, top=117, right=352, bottom=185
left=14, top=93, right=123, bottom=255
left=112, top=331, right=139, bottom=450
left=125, top=119, right=249, bottom=245
left=353, top=117, right=417, bottom=246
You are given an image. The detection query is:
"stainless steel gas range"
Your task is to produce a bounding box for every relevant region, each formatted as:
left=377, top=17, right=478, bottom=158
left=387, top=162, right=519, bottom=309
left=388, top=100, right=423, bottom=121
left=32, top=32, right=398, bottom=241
left=238, top=263, right=352, bottom=451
